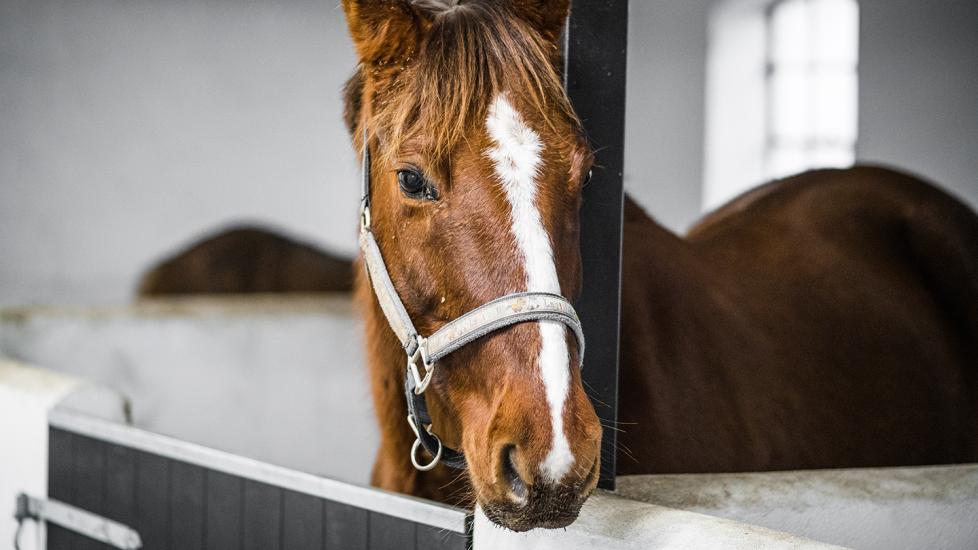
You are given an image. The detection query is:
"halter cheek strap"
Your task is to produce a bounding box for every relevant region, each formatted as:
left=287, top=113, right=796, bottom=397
left=358, top=130, right=586, bottom=471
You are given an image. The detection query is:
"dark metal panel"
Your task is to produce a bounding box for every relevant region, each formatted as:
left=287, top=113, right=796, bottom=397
left=204, top=470, right=242, bottom=550
left=415, top=524, right=468, bottom=550
left=135, top=451, right=170, bottom=550
left=368, top=512, right=415, bottom=550
left=564, top=0, right=629, bottom=490
left=324, top=501, right=368, bottom=550
left=103, top=444, right=137, bottom=528
left=242, top=480, right=282, bottom=550
left=169, top=462, right=205, bottom=550
left=281, top=490, right=324, bottom=550
left=72, top=435, right=107, bottom=550
left=48, top=428, right=74, bottom=550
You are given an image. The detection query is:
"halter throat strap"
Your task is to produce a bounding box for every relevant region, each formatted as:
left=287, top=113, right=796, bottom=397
left=357, top=133, right=585, bottom=471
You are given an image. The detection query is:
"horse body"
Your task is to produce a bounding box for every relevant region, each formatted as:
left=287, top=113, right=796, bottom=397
left=618, top=166, right=978, bottom=474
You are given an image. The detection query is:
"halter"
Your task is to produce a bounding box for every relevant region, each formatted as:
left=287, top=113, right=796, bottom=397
left=357, top=130, right=586, bottom=471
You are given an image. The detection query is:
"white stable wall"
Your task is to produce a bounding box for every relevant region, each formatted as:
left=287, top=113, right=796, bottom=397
left=857, top=0, right=978, bottom=209
left=0, top=0, right=360, bottom=305
left=624, top=0, right=712, bottom=232
left=0, top=296, right=376, bottom=484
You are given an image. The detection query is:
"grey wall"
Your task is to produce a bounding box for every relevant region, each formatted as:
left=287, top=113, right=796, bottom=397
left=858, top=0, right=978, bottom=210
left=0, top=0, right=359, bottom=305
left=624, top=0, right=712, bottom=233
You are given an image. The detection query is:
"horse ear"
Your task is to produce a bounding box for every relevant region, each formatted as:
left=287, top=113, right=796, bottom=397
left=507, top=0, right=571, bottom=44
left=341, top=0, right=429, bottom=65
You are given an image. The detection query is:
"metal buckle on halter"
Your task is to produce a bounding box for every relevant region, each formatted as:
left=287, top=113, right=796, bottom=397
left=407, top=336, right=435, bottom=395
left=407, top=415, right=443, bottom=471
left=360, top=203, right=371, bottom=230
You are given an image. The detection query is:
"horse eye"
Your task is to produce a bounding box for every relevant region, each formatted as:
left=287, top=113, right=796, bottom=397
left=582, top=168, right=593, bottom=188
left=397, top=169, right=426, bottom=196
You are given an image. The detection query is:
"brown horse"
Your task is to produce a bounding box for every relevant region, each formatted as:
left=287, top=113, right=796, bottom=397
left=341, top=0, right=978, bottom=532
left=137, top=225, right=353, bottom=296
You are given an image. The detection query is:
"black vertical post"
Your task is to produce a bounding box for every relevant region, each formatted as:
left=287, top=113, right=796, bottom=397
left=564, top=0, right=627, bottom=491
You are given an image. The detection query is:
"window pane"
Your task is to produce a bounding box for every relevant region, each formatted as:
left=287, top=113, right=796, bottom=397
left=813, top=0, right=859, bottom=66
left=814, top=71, right=858, bottom=141
left=771, top=0, right=809, bottom=64
left=810, top=144, right=855, bottom=168
left=768, top=145, right=809, bottom=179
left=770, top=70, right=810, bottom=142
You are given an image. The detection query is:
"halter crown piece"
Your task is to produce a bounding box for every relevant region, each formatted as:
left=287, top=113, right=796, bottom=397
left=357, top=129, right=586, bottom=471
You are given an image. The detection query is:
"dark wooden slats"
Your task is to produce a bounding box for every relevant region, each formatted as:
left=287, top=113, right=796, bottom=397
left=368, top=512, right=416, bottom=550
left=416, top=524, right=470, bottom=550
left=325, top=501, right=369, bottom=550
left=72, top=436, right=106, bottom=550
left=47, top=428, right=74, bottom=550
left=283, top=490, right=324, bottom=550
left=169, top=462, right=205, bottom=550
left=205, top=470, right=243, bottom=550
left=103, top=445, right=137, bottom=529
left=135, top=451, right=169, bottom=550
left=48, top=428, right=471, bottom=550
left=242, top=480, right=282, bottom=550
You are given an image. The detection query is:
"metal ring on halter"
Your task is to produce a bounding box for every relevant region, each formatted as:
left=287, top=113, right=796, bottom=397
left=407, top=336, right=435, bottom=394
left=410, top=437, right=443, bottom=471
left=407, top=415, right=443, bottom=470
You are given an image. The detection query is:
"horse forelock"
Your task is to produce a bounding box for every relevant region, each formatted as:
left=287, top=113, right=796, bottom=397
left=357, top=1, right=578, bottom=165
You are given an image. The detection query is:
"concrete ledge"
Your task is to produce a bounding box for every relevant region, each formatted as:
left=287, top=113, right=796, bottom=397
left=617, top=466, right=978, bottom=550
left=474, top=491, right=846, bottom=549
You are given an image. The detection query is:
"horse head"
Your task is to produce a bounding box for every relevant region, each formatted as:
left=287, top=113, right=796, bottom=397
left=342, top=0, right=602, bottom=531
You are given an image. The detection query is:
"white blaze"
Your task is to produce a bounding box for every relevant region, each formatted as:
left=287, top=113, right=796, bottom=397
left=485, top=94, right=574, bottom=482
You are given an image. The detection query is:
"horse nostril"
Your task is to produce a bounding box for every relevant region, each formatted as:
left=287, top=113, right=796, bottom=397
left=501, top=445, right=527, bottom=501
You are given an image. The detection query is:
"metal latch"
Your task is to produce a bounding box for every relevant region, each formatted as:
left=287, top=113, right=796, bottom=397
left=14, top=493, right=142, bottom=550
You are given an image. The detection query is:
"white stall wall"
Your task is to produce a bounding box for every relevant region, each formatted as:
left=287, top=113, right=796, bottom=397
left=0, top=0, right=360, bottom=305
left=857, top=0, right=978, bottom=209
left=624, top=0, right=712, bottom=233
left=0, top=296, right=377, bottom=483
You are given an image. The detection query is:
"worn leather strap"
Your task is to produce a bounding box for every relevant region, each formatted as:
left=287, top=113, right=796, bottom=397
left=425, top=292, right=585, bottom=365
left=359, top=229, right=419, bottom=354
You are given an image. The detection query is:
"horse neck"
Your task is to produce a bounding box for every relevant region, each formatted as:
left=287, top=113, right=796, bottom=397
left=619, top=195, right=751, bottom=423
left=621, top=195, right=753, bottom=373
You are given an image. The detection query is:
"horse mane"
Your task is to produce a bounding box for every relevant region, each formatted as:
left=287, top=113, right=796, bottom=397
left=346, top=0, right=579, bottom=164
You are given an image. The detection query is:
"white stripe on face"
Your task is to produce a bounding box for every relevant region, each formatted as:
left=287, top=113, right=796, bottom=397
left=485, top=94, right=574, bottom=482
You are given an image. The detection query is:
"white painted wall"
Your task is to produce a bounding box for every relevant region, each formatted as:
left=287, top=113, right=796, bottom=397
left=0, top=296, right=376, bottom=484
left=857, top=0, right=978, bottom=210
left=625, top=0, right=713, bottom=232
left=0, top=0, right=359, bottom=305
